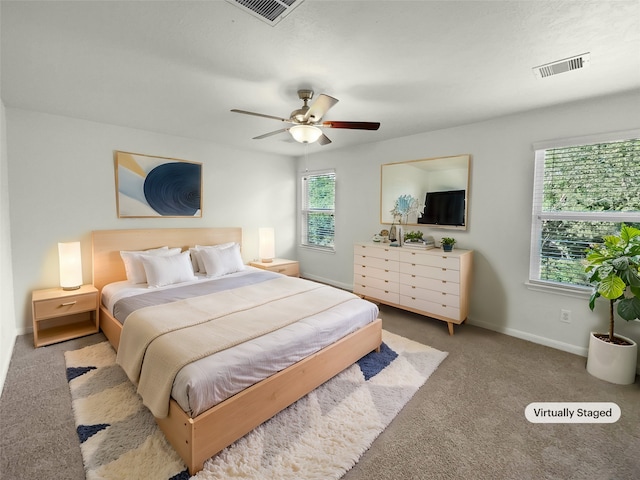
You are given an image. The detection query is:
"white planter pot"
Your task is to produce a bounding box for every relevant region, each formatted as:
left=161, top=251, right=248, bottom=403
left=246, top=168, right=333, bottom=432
left=586, top=332, right=638, bottom=385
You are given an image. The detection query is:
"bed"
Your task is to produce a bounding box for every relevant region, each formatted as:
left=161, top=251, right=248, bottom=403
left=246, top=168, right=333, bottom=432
left=91, top=227, right=382, bottom=475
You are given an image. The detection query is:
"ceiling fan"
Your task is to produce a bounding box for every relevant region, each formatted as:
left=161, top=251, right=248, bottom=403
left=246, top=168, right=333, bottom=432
left=231, top=89, right=380, bottom=145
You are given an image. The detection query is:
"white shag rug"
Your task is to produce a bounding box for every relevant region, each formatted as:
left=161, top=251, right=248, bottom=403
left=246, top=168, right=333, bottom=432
left=65, top=330, right=447, bottom=480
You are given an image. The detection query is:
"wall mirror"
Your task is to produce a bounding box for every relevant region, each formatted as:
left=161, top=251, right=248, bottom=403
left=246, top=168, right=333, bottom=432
left=380, top=154, right=470, bottom=229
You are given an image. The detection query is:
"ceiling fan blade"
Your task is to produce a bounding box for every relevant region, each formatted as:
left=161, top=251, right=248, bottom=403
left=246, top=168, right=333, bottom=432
left=231, top=109, right=291, bottom=123
left=305, top=94, right=339, bottom=122
left=252, top=128, right=289, bottom=140
left=322, top=121, right=380, bottom=130
left=317, top=133, right=332, bottom=145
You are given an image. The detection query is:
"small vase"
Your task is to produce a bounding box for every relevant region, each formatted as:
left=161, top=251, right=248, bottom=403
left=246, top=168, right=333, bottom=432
left=443, top=244, right=453, bottom=252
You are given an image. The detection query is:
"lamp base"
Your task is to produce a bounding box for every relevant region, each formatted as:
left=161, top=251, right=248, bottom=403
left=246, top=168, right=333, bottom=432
left=260, top=258, right=274, bottom=263
left=62, top=285, right=81, bottom=291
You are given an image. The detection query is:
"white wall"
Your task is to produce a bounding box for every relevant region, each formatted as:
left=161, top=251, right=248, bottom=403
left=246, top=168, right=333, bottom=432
left=298, top=90, right=640, bottom=364
left=6, top=109, right=297, bottom=335
left=1, top=100, right=17, bottom=393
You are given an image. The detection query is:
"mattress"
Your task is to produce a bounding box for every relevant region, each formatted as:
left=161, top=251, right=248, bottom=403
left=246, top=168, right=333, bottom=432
left=103, top=268, right=379, bottom=417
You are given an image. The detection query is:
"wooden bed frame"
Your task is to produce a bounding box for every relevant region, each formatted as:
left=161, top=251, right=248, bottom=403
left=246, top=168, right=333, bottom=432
left=91, top=227, right=383, bottom=475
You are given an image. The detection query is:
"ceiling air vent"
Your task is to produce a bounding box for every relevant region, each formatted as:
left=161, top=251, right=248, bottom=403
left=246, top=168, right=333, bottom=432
left=533, top=53, right=591, bottom=79
left=226, top=0, right=305, bottom=26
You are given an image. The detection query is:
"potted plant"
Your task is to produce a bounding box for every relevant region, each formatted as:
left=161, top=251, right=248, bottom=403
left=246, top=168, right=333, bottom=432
left=441, top=237, right=456, bottom=252
left=404, top=230, right=424, bottom=244
left=584, top=224, right=640, bottom=384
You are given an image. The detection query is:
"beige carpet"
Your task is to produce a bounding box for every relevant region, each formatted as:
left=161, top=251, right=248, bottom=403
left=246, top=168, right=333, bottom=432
left=2, top=304, right=639, bottom=480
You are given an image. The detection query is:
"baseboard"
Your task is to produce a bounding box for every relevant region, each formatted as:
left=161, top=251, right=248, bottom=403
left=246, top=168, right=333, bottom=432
left=468, top=317, right=640, bottom=375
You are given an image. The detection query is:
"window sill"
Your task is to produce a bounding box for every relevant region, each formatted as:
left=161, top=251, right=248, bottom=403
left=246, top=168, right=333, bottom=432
left=525, top=281, right=591, bottom=299
left=300, top=245, right=335, bottom=254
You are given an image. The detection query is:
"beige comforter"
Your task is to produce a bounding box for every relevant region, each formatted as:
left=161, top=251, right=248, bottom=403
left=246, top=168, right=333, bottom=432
left=116, top=276, right=359, bottom=418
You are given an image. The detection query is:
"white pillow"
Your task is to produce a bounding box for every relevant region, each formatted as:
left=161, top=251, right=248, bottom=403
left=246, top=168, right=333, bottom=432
left=199, top=243, right=245, bottom=278
left=120, top=247, right=181, bottom=284
left=140, top=251, right=197, bottom=287
left=194, top=242, right=236, bottom=274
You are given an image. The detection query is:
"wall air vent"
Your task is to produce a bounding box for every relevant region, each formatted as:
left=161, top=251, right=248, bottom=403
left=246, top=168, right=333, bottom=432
left=533, top=53, right=591, bottom=79
left=226, top=0, right=305, bottom=26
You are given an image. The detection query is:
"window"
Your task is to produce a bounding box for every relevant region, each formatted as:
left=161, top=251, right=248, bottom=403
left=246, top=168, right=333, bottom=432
left=530, top=131, right=640, bottom=290
left=301, top=169, right=335, bottom=251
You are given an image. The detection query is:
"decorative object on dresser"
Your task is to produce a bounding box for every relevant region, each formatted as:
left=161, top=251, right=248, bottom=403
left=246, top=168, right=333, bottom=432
left=32, top=284, right=99, bottom=347
left=441, top=237, right=456, bottom=252
left=250, top=258, right=300, bottom=277
left=354, top=242, right=472, bottom=335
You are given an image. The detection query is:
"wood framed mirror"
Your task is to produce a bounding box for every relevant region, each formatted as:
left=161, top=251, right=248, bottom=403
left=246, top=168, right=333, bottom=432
left=380, top=154, right=470, bottom=229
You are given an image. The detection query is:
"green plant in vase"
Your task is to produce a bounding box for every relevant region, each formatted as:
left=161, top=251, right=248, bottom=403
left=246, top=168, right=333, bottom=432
left=441, top=237, right=456, bottom=251
left=404, top=231, right=424, bottom=243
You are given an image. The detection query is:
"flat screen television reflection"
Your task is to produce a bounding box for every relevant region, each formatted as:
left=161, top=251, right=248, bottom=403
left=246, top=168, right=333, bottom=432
left=418, top=189, right=466, bottom=226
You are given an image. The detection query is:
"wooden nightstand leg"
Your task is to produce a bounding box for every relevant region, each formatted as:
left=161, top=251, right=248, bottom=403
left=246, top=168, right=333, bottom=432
left=447, top=322, right=455, bottom=335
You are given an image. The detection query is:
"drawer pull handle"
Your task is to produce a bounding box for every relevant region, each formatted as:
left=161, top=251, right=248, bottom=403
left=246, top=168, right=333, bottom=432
left=412, top=263, right=416, bottom=266
left=61, top=301, right=77, bottom=306
left=412, top=297, right=416, bottom=300
left=384, top=280, right=389, bottom=283
left=442, top=268, right=447, bottom=271
left=442, top=292, right=446, bottom=295
left=442, top=304, right=447, bottom=307
left=412, top=286, right=416, bottom=289
left=412, top=275, right=416, bottom=278
left=442, top=280, right=447, bottom=283
left=442, top=256, right=448, bottom=259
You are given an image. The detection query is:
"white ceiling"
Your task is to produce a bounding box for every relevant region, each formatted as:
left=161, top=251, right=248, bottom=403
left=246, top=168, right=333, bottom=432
left=2, top=0, right=639, bottom=157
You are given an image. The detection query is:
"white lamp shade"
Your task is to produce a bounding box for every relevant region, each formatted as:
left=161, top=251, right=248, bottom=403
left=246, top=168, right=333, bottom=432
left=58, top=242, right=83, bottom=290
left=289, top=125, right=323, bottom=144
left=258, top=228, right=275, bottom=263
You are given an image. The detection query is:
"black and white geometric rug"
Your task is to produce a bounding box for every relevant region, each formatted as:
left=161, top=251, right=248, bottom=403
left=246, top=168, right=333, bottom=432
left=65, top=330, right=447, bottom=480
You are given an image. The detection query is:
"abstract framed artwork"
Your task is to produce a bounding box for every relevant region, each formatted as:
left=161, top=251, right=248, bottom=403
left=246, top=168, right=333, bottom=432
left=115, top=151, right=202, bottom=218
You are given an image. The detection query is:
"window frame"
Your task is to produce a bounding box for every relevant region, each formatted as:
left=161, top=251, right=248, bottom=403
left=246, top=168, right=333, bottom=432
left=528, top=129, right=640, bottom=294
left=300, top=168, right=336, bottom=253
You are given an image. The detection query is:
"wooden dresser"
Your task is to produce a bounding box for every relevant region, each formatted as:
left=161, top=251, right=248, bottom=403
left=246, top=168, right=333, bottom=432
left=353, top=242, right=472, bottom=334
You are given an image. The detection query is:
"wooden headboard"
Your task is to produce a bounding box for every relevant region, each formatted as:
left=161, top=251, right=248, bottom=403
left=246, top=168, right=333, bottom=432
left=91, top=227, right=243, bottom=291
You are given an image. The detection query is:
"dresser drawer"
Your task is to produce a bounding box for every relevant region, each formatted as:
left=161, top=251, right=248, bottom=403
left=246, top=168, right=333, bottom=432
left=355, top=254, right=400, bottom=272
left=399, top=273, right=460, bottom=295
left=400, top=295, right=462, bottom=321
left=354, top=244, right=400, bottom=261
left=33, top=292, right=98, bottom=320
left=400, top=251, right=460, bottom=270
left=354, top=283, right=400, bottom=305
left=400, top=283, right=460, bottom=308
left=354, top=274, right=399, bottom=294
left=354, top=264, right=399, bottom=282
left=399, top=262, right=459, bottom=282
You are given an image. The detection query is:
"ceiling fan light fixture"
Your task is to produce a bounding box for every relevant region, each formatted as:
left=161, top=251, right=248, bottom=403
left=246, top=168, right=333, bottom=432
left=289, top=125, right=322, bottom=144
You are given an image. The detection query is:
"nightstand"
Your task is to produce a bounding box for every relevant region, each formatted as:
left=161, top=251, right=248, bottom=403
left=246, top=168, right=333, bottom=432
left=32, top=284, right=99, bottom=347
left=250, top=258, right=300, bottom=277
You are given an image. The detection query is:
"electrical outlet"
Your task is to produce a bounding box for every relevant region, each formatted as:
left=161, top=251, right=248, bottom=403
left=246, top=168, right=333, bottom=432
left=560, top=309, right=572, bottom=323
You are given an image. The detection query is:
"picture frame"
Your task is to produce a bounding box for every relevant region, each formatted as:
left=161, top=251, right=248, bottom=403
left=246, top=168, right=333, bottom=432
left=115, top=151, right=202, bottom=218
